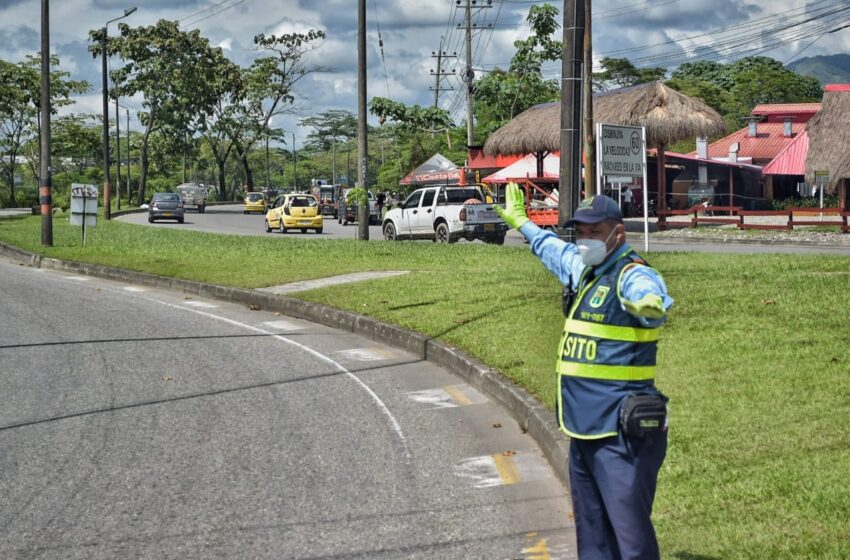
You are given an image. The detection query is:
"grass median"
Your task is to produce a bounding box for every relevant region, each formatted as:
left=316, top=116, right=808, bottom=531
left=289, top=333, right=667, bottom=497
left=2, top=213, right=848, bottom=559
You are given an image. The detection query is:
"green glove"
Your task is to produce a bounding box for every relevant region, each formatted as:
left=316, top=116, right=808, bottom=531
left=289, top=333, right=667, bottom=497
left=495, top=182, right=529, bottom=230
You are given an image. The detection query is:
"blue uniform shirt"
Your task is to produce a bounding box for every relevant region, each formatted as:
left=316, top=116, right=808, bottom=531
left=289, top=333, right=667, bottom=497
left=519, top=222, right=673, bottom=325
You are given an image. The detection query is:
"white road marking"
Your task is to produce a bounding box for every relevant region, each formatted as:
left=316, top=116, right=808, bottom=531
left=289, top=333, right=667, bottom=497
left=406, top=384, right=488, bottom=409
left=454, top=452, right=552, bottom=489
left=262, top=319, right=306, bottom=331
left=147, top=298, right=411, bottom=461
left=181, top=301, right=218, bottom=308
left=406, top=388, right=458, bottom=409
left=63, top=276, right=90, bottom=281
left=334, top=347, right=393, bottom=361
left=123, top=286, right=147, bottom=292
left=453, top=455, right=503, bottom=488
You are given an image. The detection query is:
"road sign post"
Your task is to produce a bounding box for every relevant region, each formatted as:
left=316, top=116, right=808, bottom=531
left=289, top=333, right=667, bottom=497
left=596, top=123, right=648, bottom=251
left=71, top=183, right=98, bottom=246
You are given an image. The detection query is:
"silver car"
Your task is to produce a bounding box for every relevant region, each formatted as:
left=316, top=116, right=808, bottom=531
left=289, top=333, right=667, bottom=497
left=148, top=192, right=185, bottom=223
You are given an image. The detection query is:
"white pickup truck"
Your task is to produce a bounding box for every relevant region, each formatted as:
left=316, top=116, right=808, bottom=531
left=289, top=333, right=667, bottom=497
left=382, top=185, right=508, bottom=244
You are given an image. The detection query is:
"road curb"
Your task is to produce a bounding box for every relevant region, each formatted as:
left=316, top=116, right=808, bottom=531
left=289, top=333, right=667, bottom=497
left=0, top=241, right=570, bottom=488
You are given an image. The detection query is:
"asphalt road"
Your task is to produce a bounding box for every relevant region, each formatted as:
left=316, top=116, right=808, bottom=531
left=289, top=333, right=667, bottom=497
left=0, top=259, right=576, bottom=560
left=118, top=204, right=850, bottom=255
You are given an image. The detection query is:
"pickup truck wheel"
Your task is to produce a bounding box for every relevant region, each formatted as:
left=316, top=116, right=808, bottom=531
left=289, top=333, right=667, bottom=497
left=490, top=234, right=506, bottom=245
left=383, top=221, right=397, bottom=241
left=435, top=222, right=452, bottom=243
left=199, top=205, right=205, bottom=213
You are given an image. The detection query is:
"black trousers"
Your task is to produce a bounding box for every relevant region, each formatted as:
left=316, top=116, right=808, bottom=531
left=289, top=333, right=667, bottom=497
left=569, top=430, right=667, bottom=560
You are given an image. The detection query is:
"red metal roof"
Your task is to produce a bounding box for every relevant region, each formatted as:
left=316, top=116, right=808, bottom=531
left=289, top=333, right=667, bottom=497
left=751, top=103, right=821, bottom=123
left=825, top=84, right=850, bottom=92
left=762, top=130, right=808, bottom=176
left=467, top=148, right=523, bottom=170
left=664, top=151, right=763, bottom=171
left=700, top=122, right=805, bottom=162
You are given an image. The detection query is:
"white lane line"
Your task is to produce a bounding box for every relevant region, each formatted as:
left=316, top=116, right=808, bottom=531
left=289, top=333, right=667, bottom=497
left=26, top=270, right=410, bottom=460
left=123, top=286, right=147, bottom=293
left=63, top=276, right=90, bottom=281
left=181, top=300, right=218, bottom=308
left=262, top=319, right=305, bottom=331
left=333, top=348, right=393, bottom=361
left=145, top=298, right=411, bottom=461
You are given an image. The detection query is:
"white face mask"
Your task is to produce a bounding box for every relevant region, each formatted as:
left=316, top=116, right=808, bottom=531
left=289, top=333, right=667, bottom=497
left=577, top=227, right=618, bottom=266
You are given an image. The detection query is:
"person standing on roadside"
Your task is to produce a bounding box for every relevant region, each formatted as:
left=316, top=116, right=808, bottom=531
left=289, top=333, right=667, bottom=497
left=495, top=183, right=673, bottom=560
left=621, top=186, right=633, bottom=218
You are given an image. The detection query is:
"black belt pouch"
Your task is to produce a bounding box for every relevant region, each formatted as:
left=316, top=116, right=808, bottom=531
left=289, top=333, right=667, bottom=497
left=620, top=393, right=668, bottom=437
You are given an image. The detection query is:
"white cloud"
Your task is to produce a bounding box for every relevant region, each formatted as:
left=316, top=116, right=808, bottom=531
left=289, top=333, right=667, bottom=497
left=1, top=0, right=847, bottom=138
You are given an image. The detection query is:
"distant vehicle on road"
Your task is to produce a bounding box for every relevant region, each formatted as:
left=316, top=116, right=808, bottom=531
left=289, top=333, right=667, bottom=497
left=243, top=192, right=267, bottom=214
left=175, top=183, right=207, bottom=213
left=148, top=192, right=184, bottom=224
left=382, top=185, right=508, bottom=244
left=338, top=189, right=380, bottom=225
left=264, top=193, right=323, bottom=234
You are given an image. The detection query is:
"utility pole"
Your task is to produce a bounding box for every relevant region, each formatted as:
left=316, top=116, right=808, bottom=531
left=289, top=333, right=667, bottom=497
left=357, top=0, right=369, bottom=240
left=115, top=97, right=122, bottom=210
left=429, top=48, right=456, bottom=108
left=332, top=135, right=336, bottom=185
left=265, top=130, right=270, bottom=189
left=559, top=0, right=584, bottom=242
left=40, top=0, right=52, bottom=246
left=125, top=108, right=131, bottom=205
left=583, top=0, right=595, bottom=198
left=292, top=132, right=297, bottom=189
left=459, top=0, right=492, bottom=147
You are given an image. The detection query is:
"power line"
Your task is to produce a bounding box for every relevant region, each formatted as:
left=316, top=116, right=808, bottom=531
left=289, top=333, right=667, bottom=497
left=180, top=0, right=250, bottom=29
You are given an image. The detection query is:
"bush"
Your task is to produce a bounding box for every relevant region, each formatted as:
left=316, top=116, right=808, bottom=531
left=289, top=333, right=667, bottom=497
left=772, top=196, right=839, bottom=210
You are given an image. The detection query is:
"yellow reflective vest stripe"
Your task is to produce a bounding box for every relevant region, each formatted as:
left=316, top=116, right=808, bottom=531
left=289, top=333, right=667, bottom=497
left=557, top=361, right=656, bottom=381
left=565, top=319, right=661, bottom=342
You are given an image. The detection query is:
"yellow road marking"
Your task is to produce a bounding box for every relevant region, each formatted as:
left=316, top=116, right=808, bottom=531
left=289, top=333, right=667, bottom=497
left=523, top=537, right=552, bottom=560
left=443, top=384, right=473, bottom=406
left=492, top=453, right=521, bottom=485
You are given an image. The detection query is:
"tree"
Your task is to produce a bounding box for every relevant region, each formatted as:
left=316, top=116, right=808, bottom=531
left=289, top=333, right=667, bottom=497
left=299, top=110, right=357, bottom=151
left=473, top=4, right=562, bottom=134
left=228, top=30, right=326, bottom=191
left=95, top=20, right=226, bottom=204
left=667, top=56, right=823, bottom=130
left=593, top=57, right=667, bottom=90
left=0, top=55, right=88, bottom=205
left=52, top=114, right=101, bottom=174
left=196, top=51, right=243, bottom=200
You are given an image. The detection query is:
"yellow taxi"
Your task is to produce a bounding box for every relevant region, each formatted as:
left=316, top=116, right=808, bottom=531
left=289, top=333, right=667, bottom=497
left=243, top=192, right=267, bottom=214
left=265, top=193, right=323, bottom=234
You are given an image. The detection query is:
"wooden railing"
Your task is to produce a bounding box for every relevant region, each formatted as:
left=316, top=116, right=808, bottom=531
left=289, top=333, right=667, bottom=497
left=658, top=206, right=850, bottom=233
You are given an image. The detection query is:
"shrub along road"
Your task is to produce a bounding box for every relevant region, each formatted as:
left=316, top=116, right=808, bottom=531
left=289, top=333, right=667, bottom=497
left=1, top=213, right=849, bottom=559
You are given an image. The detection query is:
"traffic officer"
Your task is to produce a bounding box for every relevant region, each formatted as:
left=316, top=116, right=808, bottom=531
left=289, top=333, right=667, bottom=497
left=495, top=183, right=673, bottom=560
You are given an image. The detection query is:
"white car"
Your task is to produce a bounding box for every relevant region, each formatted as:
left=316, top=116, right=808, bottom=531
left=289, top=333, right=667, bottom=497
left=382, top=185, right=508, bottom=244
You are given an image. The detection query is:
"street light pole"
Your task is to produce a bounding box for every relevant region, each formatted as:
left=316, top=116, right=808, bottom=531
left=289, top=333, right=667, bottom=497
left=101, top=6, right=136, bottom=220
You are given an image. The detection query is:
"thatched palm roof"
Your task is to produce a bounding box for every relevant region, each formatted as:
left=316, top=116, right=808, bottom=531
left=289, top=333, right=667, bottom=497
left=805, top=85, right=850, bottom=189
left=483, top=81, right=727, bottom=156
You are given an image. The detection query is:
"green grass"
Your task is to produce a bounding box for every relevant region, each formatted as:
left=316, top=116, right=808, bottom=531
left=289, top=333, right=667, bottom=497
left=2, top=214, right=849, bottom=559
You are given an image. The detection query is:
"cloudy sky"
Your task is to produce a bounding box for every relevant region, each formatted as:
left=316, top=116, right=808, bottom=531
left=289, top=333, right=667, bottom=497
left=2, top=0, right=849, bottom=140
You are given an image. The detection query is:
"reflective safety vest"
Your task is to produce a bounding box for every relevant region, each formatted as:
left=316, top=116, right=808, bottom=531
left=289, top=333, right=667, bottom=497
left=556, top=251, right=663, bottom=439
